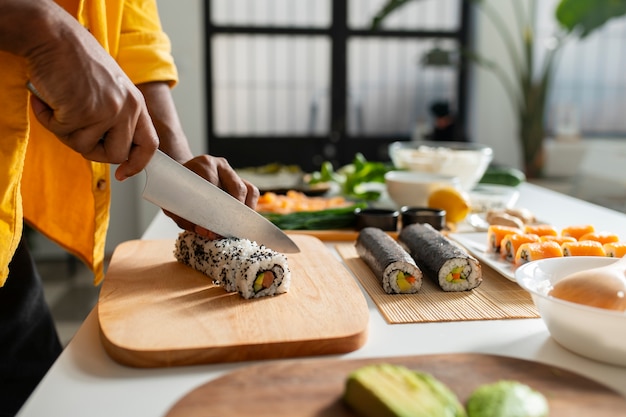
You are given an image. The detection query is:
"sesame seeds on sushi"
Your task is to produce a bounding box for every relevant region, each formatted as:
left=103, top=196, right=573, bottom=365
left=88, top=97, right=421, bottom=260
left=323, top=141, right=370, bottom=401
left=173, top=231, right=291, bottom=299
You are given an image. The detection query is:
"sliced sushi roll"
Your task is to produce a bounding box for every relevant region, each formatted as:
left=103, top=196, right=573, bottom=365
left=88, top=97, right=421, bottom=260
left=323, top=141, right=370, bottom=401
left=540, top=235, right=576, bottom=245
left=515, top=241, right=563, bottom=266
left=399, top=223, right=482, bottom=292
left=487, top=225, right=522, bottom=254
left=561, top=240, right=606, bottom=257
left=604, top=242, right=626, bottom=258
left=356, top=227, right=423, bottom=294
left=500, top=233, right=540, bottom=263
left=561, top=224, right=595, bottom=240
left=578, top=231, right=620, bottom=245
left=173, top=231, right=291, bottom=299
left=523, top=223, right=558, bottom=238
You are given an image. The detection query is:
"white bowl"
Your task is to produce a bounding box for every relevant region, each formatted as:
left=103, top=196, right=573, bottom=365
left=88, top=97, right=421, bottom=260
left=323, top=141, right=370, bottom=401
left=515, top=257, right=626, bottom=366
left=384, top=170, right=459, bottom=208
left=389, top=141, right=493, bottom=191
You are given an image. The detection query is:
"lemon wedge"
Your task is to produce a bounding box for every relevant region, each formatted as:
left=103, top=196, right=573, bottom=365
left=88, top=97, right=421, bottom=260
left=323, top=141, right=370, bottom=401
left=427, top=186, right=471, bottom=223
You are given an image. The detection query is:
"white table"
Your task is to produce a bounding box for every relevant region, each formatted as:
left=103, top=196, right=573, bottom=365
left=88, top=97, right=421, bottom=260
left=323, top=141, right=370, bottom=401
left=18, top=183, right=626, bottom=416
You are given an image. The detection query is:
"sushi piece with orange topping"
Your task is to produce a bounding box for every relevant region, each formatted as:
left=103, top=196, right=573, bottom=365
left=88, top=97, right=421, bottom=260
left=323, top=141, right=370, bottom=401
left=500, top=233, right=540, bottom=263
left=578, top=231, right=620, bottom=245
left=561, top=240, right=606, bottom=256
left=515, top=241, right=564, bottom=266
left=540, top=235, right=577, bottom=245
left=561, top=224, right=595, bottom=240
left=487, top=225, right=522, bottom=254
left=523, top=224, right=558, bottom=238
left=604, top=242, right=626, bottom=258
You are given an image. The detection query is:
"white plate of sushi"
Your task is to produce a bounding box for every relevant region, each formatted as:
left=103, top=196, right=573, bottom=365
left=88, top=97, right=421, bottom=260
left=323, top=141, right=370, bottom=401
left=448, top=232, right=517, bottom=282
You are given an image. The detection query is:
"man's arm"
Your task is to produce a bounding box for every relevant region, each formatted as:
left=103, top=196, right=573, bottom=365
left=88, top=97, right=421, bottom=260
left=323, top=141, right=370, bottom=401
left=0, top=0, right=158, bottom=180
left=137, top=82, right=259, bottom=236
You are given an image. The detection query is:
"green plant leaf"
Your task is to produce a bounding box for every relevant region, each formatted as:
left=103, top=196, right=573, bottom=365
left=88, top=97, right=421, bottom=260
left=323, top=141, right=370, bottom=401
left=556, top=0, right=626, bottom=38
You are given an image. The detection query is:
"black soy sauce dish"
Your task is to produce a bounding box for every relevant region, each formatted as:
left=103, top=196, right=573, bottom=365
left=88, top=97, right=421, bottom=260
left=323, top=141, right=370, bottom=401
left=354, top=208, right=400, bottom=231
left=401, top=207, right=446, bottom=230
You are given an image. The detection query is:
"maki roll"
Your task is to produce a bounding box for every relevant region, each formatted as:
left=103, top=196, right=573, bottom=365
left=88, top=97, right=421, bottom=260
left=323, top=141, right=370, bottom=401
left=604, top=242, right=626, bottom=258
left=356, top=227, right=423, bottom=294
left=561, top=224, right=595, bottom=240
left=500, top=233, right=540, bottom=263
left=399, top=223, right=482, bottom=292
left=578, top=231, right=620, bottom=245
left=487, top=225, right=522, bottom=253
left=173, top=231, right=291, bottom=299
left=523, top=224, right=558, bottom=238
left=515, top=241, right=563, bottom=265
left=561, top=240, right=606, bottom=257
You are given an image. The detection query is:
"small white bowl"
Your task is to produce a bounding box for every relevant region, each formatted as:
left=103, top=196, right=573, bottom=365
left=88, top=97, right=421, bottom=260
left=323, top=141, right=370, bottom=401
left=389, top=141, right=493, bottom=191
left=384, top=171, right=459, bottom=208
left=515, top=257, right=626, bottom=366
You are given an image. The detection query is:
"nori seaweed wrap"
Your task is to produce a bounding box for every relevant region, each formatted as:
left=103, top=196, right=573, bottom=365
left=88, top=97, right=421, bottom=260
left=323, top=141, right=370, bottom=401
left=356, top=227, right=423, bottom=294
left=398, top=223, right=482, bottom=291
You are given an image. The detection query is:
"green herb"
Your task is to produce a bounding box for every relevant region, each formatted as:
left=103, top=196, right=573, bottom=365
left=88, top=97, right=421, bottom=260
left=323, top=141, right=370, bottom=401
left=308, top=153, right=394, bottom=201
left=262, top=203, right=367, bottom=230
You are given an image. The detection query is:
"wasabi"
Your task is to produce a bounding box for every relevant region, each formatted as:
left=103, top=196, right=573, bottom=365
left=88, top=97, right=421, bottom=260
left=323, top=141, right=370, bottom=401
left=466, top=380, right=549, bottom=417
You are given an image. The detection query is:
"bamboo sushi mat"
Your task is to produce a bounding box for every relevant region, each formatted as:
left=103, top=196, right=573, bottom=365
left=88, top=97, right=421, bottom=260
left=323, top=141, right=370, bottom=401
left=335, top=244, right=539, bottom=324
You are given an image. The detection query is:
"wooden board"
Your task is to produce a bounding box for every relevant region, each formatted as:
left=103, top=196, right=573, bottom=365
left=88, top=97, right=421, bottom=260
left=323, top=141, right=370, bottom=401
left=165, top=353, right=626, bottom=417
left=97, top=234, right=369, bottom=368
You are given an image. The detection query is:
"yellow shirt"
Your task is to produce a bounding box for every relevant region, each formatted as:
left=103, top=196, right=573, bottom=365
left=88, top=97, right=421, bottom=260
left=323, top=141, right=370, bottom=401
left=0, top=0, right=178, bottom=286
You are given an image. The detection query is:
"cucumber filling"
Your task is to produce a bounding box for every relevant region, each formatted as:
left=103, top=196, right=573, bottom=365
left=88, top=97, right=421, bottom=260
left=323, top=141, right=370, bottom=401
left=445, top=266, right=466, bottom=283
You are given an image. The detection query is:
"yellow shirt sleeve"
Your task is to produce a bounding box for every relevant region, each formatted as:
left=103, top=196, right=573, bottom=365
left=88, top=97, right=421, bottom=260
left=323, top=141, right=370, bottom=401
left=117, top=0, right=179, bottom=87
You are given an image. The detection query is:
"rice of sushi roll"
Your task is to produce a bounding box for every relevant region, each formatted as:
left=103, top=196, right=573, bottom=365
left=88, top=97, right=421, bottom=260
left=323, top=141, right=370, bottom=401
left=398, top=223, right=482, bottom=292
left=173, top=231, right=291, bottom=299
left=355, top=227, right=423, bottom=294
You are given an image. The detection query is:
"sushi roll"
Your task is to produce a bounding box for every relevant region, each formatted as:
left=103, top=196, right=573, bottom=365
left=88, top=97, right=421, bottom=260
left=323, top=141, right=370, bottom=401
left=604, top=242, right=626, bottom=258
left=399, top=223, right=482, bottom=292
left=173, top=231, right=291, bottom=299
left=561, top=240, right=606, bottom=257
left=500, top=233, right=540, bottom=263
left=540, top=235, right=576, bottom=245
left=355, top=227, right=423, bottom=294
left=523, top=223, right=558, bottom=238
left=578, top=231, right=620, bottom=245
left=515, top=241, right=563, bottom=266
left=487, top=225, right=522, bottom=254
left=561, top=224, right=595, bottom=240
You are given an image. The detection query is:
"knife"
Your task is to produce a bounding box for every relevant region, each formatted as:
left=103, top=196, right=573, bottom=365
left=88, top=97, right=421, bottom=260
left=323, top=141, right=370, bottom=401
left=26, top=81, right=300, bottom=253
left=143, top=150, right=299, bottom=253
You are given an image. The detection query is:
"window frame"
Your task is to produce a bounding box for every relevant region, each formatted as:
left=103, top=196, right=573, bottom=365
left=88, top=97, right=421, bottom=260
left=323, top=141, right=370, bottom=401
left=203, top=0, right=471, bottom=171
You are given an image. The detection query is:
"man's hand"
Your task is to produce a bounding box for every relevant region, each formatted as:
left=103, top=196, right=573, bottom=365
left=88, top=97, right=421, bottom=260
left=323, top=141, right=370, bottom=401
left=165, top=155, right=260, bottom=238
left=1, top=0, right=158, bottom=180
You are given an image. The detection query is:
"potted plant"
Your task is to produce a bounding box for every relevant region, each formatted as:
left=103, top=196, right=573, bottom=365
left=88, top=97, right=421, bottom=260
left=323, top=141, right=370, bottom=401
left=372, top=0, right=626, bottom=178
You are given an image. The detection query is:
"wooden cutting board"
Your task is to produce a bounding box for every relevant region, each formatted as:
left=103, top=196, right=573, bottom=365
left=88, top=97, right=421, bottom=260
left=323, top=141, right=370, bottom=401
left=165, top=353, right=626, bottom=417
left=97, top=234, right=369, bottom=368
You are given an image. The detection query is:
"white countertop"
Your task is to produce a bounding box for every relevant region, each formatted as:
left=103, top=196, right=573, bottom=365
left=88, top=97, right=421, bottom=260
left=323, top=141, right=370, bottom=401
left=18, top=183, right=626, bottom=416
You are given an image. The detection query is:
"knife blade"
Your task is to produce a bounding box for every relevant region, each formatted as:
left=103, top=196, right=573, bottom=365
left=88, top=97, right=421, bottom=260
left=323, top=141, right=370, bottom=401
left=142, top=150, right=300, bottom=253
left=26, top=81, right=299, bottom=253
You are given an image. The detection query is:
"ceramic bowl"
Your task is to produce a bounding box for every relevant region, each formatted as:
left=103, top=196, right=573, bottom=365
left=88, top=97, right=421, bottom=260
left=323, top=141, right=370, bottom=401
left=384, top=170, right=459, bottom=208
left=515, top=256, right=626, bottom=366
left=388, top=141, right=493, bottom=191
left=354, top=208, right=399, bottom=231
